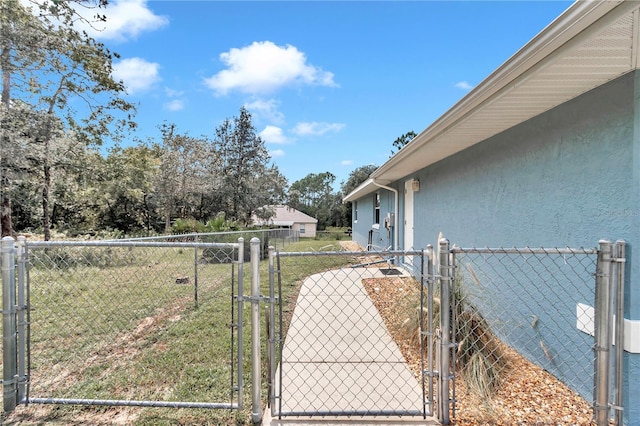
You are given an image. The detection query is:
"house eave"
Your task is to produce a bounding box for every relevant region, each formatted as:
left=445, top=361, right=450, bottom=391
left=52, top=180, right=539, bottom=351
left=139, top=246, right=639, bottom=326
left=343, top=179, right=377, bottom=203
left=365, top=0, right=639, bottom=187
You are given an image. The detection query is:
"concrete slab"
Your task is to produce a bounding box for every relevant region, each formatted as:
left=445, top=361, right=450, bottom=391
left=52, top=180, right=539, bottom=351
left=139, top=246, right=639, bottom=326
left=262, top=410, right=439, bottom=426
left=276, top=362, right=423, bottom=413
left=263, top=267, right=438, bottom=425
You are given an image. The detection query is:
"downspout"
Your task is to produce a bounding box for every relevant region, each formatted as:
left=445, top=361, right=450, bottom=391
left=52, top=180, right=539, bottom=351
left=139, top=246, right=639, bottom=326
left=372, top=179, right=398, bottom=251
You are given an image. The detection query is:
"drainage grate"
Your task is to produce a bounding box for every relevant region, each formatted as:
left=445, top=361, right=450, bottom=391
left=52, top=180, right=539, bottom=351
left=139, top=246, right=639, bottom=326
left=379, top=268, right=402, bottom=276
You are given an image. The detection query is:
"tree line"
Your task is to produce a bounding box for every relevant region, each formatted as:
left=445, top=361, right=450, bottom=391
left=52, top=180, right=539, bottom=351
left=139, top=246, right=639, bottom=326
left=4, top=99, right=376, bottom=238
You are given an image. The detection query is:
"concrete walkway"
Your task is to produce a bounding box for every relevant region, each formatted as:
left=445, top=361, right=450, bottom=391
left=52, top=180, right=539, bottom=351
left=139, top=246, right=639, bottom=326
left=262, top=267, right=438, bottom=425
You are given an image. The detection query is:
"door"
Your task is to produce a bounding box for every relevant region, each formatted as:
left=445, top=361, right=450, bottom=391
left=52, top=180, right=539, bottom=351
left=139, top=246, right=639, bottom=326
left=404, top=180, right=414, bottom=250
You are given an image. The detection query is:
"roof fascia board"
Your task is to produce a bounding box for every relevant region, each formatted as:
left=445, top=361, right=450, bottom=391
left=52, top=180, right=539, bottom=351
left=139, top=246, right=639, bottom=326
left=634, top=9, right=640, bottom=69
left=372, top=0, right=630, bottom=181
left=343, top=178, right=376, bottom=202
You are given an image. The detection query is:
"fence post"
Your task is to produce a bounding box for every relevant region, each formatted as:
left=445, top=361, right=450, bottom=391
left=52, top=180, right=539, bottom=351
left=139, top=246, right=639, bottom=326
left=16, top=236, right=26, bottom=404
left=437, top=238, right=451, bottom=425
left=424, top=244, right=435, bottom=417
left=594, top=239, right=612, bottom=425
left=236, top=238, right=244, bottom=409
left=613, top=240, right=625, bottom=426
left=268, top=246, right=276, bottom=417
left=193, top=235, right=199, bottom=308
left=2, top=236, right=17, bottom=412
left=250, top=238, right=262, bottom=424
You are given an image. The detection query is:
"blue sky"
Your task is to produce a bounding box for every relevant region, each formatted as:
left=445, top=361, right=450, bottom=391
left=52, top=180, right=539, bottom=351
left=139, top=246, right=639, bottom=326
left=81, top=0, right=574, bottom=189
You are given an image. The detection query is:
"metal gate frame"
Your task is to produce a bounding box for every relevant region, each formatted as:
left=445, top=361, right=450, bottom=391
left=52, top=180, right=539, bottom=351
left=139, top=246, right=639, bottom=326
left=1, top=236, right=246, bottom=412
left=265, top=246, right=435, bottom=421
left=436, top=238, right=626, bottom=426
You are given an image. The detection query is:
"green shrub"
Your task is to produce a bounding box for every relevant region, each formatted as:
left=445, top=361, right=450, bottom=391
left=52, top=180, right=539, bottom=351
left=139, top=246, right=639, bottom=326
left=171, top=219, right=205, bottom=234
left=31, top=246, right=137, bottom=270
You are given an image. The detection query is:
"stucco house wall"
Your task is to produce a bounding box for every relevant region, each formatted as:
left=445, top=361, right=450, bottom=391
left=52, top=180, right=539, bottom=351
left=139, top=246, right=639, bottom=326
left=407, top=70, right=635, bottom=257
left=414, top=69, right=636, bottom=401
left=291, top=221, right=317, bottom=239
left=349, top=69, right=639, bottom=424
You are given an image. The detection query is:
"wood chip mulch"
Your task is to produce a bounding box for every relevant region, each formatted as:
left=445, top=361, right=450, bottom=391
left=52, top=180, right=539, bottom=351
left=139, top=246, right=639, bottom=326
left=341, top=242, right=599, bottom=426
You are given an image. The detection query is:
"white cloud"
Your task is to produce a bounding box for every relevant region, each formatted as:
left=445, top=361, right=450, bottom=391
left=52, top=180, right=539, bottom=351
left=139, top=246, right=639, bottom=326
left=454, top=81, right=474, bottom=90
left=260, top=126, right=290, bottom=144
left=86, top=0, right=168, bottom=42
left=20, top=0, right=167, bottom=42
left=269, top=149, right=285, bottom=158
left=204, top=41, right=338, bottom=95
left=292, top=122, right=345, bottom=137
left=112, top=57, right=161, bottom=94
left=163, top=99, right=184, bottom=111
left=245, top=99, right=285, bottom=125
left=341, top=160, right=354, bottom=166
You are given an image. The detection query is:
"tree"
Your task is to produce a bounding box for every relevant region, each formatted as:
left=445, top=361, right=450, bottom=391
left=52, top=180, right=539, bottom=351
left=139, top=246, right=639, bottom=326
left=289, top=172, right=336, bottom=229
left=248, top=165, right=288, bottom=220
left=48, top=147, right=105, bottom=235
left=153, top=124, right=209, bottom=233
left=213, top=107, right=275, bottom=224
left=98, top=145, right=161, bottom=234
left=391, top=131, right=417, bottom=156
left=1, top=0, right=136, bottom=239
left=1, top=0, right=45, bottom=236
left=341, top=164, right=378, bottom=197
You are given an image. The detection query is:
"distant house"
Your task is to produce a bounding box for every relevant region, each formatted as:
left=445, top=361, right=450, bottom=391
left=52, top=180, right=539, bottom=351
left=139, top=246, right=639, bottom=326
left=344, top=1, right=639, bottom=423
left=254, top=205, right=318, bottom=238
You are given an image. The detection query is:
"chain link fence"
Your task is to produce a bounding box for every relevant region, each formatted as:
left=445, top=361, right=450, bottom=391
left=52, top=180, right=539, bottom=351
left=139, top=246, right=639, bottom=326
left=2, top=236, right=625, bottom=425
left=119, top=228, right=299, bottom=253
left=16, top=239, right=245, bottom=410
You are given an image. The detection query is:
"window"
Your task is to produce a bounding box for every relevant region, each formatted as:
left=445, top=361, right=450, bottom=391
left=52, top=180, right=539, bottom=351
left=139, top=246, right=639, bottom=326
left=300, top=224, right=306, bottom=234
left=374, top=193, right=380, bottom=224
left=354, top=201, right=358, bottom=222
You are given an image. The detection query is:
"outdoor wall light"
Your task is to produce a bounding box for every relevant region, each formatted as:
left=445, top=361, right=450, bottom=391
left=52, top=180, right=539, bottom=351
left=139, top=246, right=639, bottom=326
left=412, top=178, right=420, bottom=191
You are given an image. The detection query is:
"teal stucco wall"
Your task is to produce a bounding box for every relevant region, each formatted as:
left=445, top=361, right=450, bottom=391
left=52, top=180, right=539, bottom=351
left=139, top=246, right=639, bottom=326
left=351, top=188, right=394, bottom=251
left=405, top=71, right=638, bottom=424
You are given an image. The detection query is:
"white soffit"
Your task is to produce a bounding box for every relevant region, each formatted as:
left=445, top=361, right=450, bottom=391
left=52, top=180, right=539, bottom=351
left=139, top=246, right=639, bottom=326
left=371, top=1, right=640, bottom=185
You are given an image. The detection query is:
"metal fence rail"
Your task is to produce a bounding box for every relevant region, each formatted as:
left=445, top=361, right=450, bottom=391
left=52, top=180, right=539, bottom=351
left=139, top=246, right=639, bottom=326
left=2, top=237, right=245, bottom=412
left=118, top=228, right=300, bottom=251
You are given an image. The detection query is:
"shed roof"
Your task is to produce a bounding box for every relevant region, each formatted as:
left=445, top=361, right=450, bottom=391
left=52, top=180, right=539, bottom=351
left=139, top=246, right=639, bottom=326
left=344, top=0, right=640, bottom=202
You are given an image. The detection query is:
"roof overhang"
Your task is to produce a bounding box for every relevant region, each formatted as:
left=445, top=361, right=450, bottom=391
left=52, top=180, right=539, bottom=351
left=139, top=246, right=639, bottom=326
left=344, top=0, right=640, bottom=202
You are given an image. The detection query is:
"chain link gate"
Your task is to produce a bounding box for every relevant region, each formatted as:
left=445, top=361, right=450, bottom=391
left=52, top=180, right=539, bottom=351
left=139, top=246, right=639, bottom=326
left=435, top=238, right=626, bottom=426
left=265, top=247, right=435, bottom=421
left=2, top=237, right=246, bottom=414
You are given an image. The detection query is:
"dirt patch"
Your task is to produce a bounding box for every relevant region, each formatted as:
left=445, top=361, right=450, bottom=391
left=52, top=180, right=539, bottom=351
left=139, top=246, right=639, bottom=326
left=2, top=299, right=189, bottom=425
left=360, top=272, right=599, bottom=425
left=340, top=241, right=362, bottom=251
